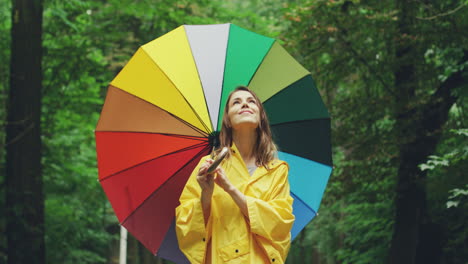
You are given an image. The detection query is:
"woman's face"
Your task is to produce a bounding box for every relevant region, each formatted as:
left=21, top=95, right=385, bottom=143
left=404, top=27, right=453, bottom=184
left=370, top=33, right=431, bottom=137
left=227, top=90, right=260, bottom=130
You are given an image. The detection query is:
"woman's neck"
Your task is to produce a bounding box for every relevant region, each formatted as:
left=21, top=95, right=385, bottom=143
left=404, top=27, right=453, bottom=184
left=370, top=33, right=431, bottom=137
left=232, top=128, right=257, bottom=167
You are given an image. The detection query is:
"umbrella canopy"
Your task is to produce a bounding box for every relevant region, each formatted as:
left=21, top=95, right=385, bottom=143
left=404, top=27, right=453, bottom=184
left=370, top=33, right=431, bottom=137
left=95, top=23, right=332, bottom=263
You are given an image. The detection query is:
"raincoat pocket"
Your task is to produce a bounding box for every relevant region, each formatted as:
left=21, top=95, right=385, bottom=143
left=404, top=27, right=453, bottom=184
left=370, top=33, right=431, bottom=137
left=218, top=238, right=250, bottom=262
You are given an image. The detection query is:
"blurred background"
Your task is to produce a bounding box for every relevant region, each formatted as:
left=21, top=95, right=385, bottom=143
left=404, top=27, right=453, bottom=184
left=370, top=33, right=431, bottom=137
left=0, top=0, right=467, bottom=263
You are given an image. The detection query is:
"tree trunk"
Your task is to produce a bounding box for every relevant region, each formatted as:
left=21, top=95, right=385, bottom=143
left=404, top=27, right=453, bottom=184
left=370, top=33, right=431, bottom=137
left=388, top=1, right=464, bottom=263
left=388, top=0, right=422, bottom=262
left=311, top=247, right=321, bottom=264
left=5, top=0, right=44, bottom=263
left=389, top=69, right=460, bottom=264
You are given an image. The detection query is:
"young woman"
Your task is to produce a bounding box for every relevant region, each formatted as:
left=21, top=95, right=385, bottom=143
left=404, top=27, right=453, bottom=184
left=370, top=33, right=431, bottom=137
left=176, top=86, right=294, bottom=264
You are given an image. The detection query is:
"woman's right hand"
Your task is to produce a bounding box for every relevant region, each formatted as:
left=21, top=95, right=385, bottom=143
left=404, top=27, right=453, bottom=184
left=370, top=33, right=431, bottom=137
left=197, top=159, right=215, bottom=195
left=198, top=159, right=215, bottom=225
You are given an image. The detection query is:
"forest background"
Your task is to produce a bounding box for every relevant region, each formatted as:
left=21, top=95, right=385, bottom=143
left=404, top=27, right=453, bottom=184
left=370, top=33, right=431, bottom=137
left=1, top=0, right=467, bottom=263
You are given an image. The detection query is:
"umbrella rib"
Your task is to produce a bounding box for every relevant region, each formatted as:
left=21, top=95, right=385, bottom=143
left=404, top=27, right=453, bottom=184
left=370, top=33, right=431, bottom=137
left=164, top=110, right=209, bottom=137
left=270, top=117, right=331, bottom=127
left=261, top=74, right=313, bottom=106
left=96, top=131, right=208, bottom=142
left=142, top=49, right=213, bottom=134
left=120, top=145, right=211, bottom=225
left=245, top=40, right=276, bottom=87
left=291, top=191, right=318, bottom=216
left=99, top=142, right=209, bottom=183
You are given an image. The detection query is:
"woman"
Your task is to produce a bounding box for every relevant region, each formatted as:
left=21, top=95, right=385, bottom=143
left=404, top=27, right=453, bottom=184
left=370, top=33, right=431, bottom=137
left=176, top=86, right=295, bottom=264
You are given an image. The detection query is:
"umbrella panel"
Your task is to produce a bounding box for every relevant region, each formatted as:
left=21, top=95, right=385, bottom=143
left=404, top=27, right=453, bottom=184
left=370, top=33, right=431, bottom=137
left=278, top=152, right=332, bottom=239
left=157, top=220, right=190, bottom=264
left=101, top=143, right=208, bottom=222
left=272, top=119, right=332, bottom=166
left=279, top=152, right=332, bottom=215
left=263, top=75, right=329, bottom=124
left=96, top=86, right=204, bottom=137
left=249, top=42, right=309, bottom=102
left=122, top=146, right=209, bottom=254
left=290, top=192, right=316, bottom=239
left=95, top=132, right=205, bottom=179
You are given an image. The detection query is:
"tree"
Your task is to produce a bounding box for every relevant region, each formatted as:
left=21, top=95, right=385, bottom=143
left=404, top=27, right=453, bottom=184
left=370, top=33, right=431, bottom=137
left=5, top=0, right=44, bottom=263
left=0, top=0, right=12, bottom=259
left=389, top=1, right=466, bottom=262
left=282, top=0, right=467, bottom=263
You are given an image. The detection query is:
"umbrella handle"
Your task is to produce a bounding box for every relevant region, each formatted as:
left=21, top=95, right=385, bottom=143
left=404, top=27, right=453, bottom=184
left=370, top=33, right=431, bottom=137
left=207, top=147, right=228, bottom=174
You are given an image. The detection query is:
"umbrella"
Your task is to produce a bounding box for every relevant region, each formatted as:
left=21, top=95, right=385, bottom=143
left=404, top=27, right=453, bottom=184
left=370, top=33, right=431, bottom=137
left=95, top=23, right=332, bottom=263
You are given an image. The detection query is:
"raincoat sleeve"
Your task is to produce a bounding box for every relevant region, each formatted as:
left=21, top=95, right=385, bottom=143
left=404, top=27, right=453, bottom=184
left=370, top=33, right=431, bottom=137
left=175, top=157, right=210, bottom=264
left=246, top=163, right=295, bottom=264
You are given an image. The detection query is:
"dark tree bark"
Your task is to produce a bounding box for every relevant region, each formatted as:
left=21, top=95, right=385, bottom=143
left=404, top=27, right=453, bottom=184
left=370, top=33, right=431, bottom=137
left=388, top=1, right=466, bottom=263
left=388, top=2, right=421, bottom=262
left=6, top=0, right=44, bottom=263
left=389, top=67, right=464, bottom=264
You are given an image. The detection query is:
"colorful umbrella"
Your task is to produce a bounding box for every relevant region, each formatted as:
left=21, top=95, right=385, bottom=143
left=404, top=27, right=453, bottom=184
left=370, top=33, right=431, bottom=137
left=95, top=23, right=332, bottom=263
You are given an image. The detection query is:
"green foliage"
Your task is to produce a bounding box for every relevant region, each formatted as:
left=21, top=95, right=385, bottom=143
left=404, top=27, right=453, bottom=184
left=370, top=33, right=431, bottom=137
left=40, top=0, right=116, bottom=262
left=447, top=185, right=468, bottom=208
left=282, top=0, right=467, bottom=262
left=424, top=125, right=468, bottom=263
left=329, top=155, right=394, bottom=263
left=2, top=0, right=467, bottom=262
left=424, top=46, right=467, bottom=82
left=419, top=129, right=467, bottom=172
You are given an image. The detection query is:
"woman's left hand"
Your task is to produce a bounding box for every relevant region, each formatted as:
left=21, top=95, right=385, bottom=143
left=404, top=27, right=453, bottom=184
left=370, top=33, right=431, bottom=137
left=214, top=166, right=249, bottom=219
left=214, top=167, right=233, bottom=193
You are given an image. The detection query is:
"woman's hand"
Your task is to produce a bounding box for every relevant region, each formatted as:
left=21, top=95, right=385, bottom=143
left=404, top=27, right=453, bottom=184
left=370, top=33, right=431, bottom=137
left=214, top=167, right=233, bottom=193
left=214, top=166, right=249, bottom=219
left=197, top=159, right=215, bottom=225
left=197, top=159, right=215, bottom=195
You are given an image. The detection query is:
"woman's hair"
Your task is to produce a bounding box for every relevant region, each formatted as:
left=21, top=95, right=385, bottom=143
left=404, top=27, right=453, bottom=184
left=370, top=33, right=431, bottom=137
left=217, top=86, right=277, bottom=168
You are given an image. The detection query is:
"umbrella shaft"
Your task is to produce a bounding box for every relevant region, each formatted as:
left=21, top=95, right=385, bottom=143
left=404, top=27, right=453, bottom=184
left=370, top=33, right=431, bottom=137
left=120, top=226, right=128, bottom=264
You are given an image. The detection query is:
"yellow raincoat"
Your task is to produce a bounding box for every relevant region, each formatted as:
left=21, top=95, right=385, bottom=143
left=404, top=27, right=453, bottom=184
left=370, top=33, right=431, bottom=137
left=175, top=144, right=295, bottom=263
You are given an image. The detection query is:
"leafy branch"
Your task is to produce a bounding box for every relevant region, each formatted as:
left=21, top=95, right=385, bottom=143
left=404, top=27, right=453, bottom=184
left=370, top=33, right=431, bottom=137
left=447, top=185, right=468, bottom=208
left=419, top=128, right=468, bottom=171
left=416, top=3, right=466, bottom=20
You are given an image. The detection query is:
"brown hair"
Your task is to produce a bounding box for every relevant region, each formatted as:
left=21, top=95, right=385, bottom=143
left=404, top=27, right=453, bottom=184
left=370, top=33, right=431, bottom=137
left=217, top=86, right=277, bottom=168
